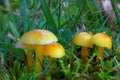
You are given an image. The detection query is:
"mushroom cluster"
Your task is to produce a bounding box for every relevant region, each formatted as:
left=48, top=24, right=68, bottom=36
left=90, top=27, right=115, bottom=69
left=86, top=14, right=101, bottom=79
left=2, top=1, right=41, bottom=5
left=73, top=32, right=112, bottom=63
left=16, top=29, right=65, bottom=73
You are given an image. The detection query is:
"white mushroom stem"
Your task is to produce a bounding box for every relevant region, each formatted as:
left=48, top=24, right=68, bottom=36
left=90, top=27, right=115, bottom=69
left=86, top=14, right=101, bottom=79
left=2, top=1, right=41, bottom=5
left=96, top=47, right=104, bottom=62
left=81, top=47, right=88, bottom=63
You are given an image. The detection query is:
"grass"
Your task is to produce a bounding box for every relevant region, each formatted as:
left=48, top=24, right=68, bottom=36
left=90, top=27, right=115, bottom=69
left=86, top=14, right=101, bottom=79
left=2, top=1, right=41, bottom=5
left=0, top=0, right=120, bottom=80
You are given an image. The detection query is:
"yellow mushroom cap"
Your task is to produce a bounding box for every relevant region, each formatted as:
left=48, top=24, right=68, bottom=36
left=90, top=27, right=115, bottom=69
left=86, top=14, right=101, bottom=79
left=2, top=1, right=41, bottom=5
left=43, top=43, right=65, bottom=58
left=73, top=32, right=93, bottom=48
left=92, top=33, right=112, bottom=49
left=21, top=29, right=58, bottom=45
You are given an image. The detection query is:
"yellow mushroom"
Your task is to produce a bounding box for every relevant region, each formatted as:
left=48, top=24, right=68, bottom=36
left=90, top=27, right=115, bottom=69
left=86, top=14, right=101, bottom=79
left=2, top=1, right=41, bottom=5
left=16, top=29, right=58, bottom=72
left=42, top=43, right=65, bottom=70
left=91, top=33, right=112, bottom=62
left=43, top=43, right=65, bottom=58
left=73, top=32, right=93, bottom=63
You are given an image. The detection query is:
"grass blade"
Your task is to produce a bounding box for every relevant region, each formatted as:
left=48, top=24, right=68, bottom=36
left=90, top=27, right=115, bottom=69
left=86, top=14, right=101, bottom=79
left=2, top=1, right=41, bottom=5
left=39, top=0, right=57, bottom=29
left=20, top=0, right=28, bottom=32
left=9, top=22, right=20, bottom=39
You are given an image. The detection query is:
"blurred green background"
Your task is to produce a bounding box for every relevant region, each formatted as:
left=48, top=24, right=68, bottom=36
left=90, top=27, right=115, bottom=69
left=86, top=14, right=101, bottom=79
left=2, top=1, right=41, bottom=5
left=0, top=0, right=120, bottom=80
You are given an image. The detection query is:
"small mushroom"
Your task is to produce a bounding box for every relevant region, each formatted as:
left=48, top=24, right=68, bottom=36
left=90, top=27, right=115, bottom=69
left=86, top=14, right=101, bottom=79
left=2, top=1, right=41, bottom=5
left=42, top=43, right=65, bottom=70
left=91, top=33, right=112, bottom=62
left=73, top=32, right=93, bottom=63
left=16, top=29, right=58, bottom=72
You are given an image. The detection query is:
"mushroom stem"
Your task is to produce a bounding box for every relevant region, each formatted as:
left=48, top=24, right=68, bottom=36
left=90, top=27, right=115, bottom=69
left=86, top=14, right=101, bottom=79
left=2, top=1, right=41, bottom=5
left=35, top=45, right=43, bottom=72
left=81, top=47, right=88, bottom=63
left=96, top=47, right=104, bottom=62
left=26, top=50, right=33, bottom=66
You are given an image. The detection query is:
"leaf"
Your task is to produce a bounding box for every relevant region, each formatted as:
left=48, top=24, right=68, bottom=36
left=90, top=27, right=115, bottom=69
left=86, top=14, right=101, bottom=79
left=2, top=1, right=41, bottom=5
left=8, top=2, right=19, bottom=11
left=14, top=48, right=25, bottom=61
left=61, top=29, right=73, bottom=40
left=0, top=2, right=18, bottom=14
left=0, top=43, right=10, bottom=51
left=47, top=26, right=58, bottom=34
left=9, top=21, right=20, bottom=39
left=20, top=0, right=28, bottom=32
left=0, top=5, right=9, bottom=14
left=65, top=5, right=78, bottom=17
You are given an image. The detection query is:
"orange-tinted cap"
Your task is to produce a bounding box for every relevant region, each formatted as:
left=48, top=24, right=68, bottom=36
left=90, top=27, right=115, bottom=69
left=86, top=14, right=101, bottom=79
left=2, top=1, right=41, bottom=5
left=73, top=32, right=93, bottom=48
left=92, top=33, right=112, bottom=49
left=21, top=29, right=58, bottom=45
left=43, top=43, right=65, bottom=58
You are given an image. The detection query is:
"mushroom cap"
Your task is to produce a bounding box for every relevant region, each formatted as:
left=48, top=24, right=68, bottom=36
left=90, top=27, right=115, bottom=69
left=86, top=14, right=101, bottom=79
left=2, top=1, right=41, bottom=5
left=21, top=29, right=58, bottom=45
left=73, top=32, right=93, bottom=48
left=43, top=43, right=65, bottom=58
left=92, top=33, right=112, bottom=49
left=15, top=40, right=35, bottom=50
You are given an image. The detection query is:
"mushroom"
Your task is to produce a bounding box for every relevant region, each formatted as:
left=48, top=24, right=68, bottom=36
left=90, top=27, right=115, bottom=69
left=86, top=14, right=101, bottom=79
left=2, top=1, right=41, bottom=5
left=17, top=29, right=58, bottom=72
left=42, top=43, right=65, bottom=70
left=91, top=33, right=112, bottom=62
left=73, top=32, right=93, bottom=63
